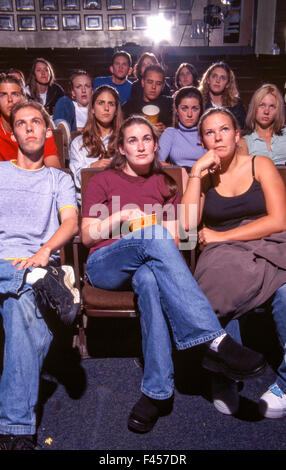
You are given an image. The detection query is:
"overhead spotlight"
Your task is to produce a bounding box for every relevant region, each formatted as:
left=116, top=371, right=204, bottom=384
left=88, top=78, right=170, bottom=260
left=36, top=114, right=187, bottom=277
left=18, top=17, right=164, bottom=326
left=221, top=0, right=231, bottom=5
left=145, top=14, right=172, bottom=44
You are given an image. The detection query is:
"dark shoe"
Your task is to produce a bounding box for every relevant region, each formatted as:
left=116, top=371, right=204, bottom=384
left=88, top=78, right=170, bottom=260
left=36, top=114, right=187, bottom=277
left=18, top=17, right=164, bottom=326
left=128, top=394, right=173, bottom=434
left=0, top=434, right=37, bottom=450
left=202, top=335, right=267, bottom=381
left=33, top=265, right=80, bottom=326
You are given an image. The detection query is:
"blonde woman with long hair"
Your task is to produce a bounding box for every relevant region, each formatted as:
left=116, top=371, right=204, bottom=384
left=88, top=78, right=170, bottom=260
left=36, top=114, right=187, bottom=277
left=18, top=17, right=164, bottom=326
left=199, top=61, right=246, bottom=129
left=238, top=83, right=286, bottom=165
left=69, top=85, right=123, bottom=203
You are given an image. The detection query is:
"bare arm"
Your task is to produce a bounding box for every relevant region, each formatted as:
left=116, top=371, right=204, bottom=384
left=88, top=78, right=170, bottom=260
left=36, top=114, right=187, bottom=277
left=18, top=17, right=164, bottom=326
left=81, top=208, right=146, bottom=248
left=181, top=150, right=221, bottom=230
left=44, top=154, right=62, bottom=169
left=199, top=157, right=286, bottom=245
left=13, top=207, right=79, bottom=269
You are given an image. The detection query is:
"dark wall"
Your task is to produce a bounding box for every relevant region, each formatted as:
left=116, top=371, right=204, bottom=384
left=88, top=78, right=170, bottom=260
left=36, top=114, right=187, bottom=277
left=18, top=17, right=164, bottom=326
left=275, top=0, right=286, bottom=54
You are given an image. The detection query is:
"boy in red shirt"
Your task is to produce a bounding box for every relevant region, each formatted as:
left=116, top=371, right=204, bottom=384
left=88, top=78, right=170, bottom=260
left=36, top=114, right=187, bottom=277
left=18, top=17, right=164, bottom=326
left=0, top=73, right=61, bottom=168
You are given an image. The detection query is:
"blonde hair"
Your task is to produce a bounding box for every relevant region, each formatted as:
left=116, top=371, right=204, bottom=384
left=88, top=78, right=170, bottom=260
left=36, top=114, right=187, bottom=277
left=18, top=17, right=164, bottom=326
left=245, top=83, right=285, bottom=135
left=199, top=61, right=240, bottom=108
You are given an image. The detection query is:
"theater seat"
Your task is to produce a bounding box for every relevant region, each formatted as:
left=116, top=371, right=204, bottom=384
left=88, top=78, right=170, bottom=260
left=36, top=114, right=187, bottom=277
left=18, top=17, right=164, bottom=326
left=72, top=166, right=187, bottom=357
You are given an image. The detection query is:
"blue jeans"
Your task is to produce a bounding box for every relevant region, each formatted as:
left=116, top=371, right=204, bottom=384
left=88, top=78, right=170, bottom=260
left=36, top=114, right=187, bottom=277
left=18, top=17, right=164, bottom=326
left=86, top=225, right=225, bottom=400
left=0, top=260, right=53, bottom=436
left=270, top=284, right=286, bottom=393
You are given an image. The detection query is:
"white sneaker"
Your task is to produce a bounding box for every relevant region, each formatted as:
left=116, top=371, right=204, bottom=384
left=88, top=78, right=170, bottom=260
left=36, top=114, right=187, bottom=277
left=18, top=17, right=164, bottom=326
left=212, top=375, right=240, bottom=415
left=259, top=383, right=286, bottom=418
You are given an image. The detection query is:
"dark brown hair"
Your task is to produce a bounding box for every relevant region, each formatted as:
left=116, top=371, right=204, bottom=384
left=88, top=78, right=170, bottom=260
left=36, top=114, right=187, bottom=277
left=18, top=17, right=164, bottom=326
left=81, top=85, right=123, bottom=159
left=112, top=50, right=132, bottom=68
left=142, top=64, right=165, bottom=81
left=133, top=52, right=159, bottom=80
left=110, top=115, right=178, bottom=201
left=174, top=62, right=199, bottom=89
left=174, top=86, right=203, bottom=127
left=27, top=58, right=55, bottom=102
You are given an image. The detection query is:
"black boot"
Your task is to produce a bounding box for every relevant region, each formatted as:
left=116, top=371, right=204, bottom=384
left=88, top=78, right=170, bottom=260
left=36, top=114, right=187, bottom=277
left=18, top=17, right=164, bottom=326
left=202, top=335, right=267, bottom=381
left=128, top=394, right=173, bottom=434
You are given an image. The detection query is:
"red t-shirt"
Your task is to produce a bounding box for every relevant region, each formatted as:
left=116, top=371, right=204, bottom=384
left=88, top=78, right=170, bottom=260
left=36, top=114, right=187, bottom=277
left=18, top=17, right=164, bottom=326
left=82, top=168, right=181, bottom=255
left=0, top=118, right=58, bottom=161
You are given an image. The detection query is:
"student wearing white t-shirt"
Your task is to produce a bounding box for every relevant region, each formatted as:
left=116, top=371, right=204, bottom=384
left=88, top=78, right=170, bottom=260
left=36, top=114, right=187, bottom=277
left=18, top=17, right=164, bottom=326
left=69, top=85, right=123, bottom=203
left=53, top=70, right=93, bottom=134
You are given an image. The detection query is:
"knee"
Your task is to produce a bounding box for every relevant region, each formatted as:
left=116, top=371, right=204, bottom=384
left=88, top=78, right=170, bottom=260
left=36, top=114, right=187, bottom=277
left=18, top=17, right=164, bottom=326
left=274, top=284, right=286, bottom=302
left=132, top=265, right=157, bottom=295
left=143, top=224, right=177, bottom=251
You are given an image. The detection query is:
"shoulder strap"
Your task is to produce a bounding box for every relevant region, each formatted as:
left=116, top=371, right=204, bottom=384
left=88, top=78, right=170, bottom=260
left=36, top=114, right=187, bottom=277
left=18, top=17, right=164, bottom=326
left=251, top=156, right=256, bottom=178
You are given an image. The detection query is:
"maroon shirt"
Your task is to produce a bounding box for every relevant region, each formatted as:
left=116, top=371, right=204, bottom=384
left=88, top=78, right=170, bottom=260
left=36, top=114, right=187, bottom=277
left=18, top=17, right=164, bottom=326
left=82, top=168, right=181, bottom=255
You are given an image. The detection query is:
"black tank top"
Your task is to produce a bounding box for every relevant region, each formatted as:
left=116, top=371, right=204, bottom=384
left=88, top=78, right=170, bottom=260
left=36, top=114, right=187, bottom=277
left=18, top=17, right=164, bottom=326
left=203, top=157, right=267, bottom=232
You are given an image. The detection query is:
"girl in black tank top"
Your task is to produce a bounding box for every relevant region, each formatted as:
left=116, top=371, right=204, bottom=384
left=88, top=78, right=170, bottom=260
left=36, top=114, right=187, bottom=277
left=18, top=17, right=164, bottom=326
left=203, top=156, right=267, bottom=232
left=181, top=107, right=286, bottom=420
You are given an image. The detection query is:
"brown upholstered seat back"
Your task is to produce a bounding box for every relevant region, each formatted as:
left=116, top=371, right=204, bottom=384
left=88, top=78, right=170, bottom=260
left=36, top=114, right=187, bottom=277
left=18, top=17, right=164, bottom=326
left=80, top=166, right=184, bottom=316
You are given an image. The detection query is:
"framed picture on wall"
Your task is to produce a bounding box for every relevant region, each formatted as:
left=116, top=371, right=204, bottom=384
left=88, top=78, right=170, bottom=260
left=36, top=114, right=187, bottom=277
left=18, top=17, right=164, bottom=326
left=178, top=13, right=192, bottom=25
left=16, top=0, right=35, bottom=10
left=132, top=14, right=147, bottom=29
left=40, top=0, right=59, bottom=10
left=84, top=14, right=102, bottom=30
left=17, top=14, right=36, bottom=30
left=0, top=0, right=13, bottom=11
left=62, top=13, right=80, bottom=29
left=108, top=14, right=126, bottom=30
left=0, top=14, right=14, bottom=29
left=83, top=0, right=101, bottom=8
left=180, top=0, right=190, bottom=9
left=61, top=0, right=79, bottom=9
left=158, top=0, right=176, bottom=8
left=40, top=14, right=59, bottom=29
left=132, top=0, right=150, bottom=10
left=107, top=0, right=125, bottom=10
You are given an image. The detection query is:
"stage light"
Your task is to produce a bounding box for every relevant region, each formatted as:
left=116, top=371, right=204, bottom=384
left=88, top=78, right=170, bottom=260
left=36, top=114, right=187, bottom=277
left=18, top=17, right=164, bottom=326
left=145, top=14, right=172, bottom=44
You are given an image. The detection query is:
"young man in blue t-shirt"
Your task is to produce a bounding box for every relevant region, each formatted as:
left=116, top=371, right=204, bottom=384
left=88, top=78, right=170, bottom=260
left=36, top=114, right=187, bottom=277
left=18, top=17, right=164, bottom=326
left=0, top=101, right=79, bottom=450
left=93, top=50, right=132, bottom=105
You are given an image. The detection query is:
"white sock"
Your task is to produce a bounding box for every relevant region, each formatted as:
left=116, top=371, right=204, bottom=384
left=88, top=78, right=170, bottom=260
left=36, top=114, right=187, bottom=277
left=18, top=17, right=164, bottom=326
left=209, top=333, right=227, bottom=352
left=26, top=268, right=47, bottom=285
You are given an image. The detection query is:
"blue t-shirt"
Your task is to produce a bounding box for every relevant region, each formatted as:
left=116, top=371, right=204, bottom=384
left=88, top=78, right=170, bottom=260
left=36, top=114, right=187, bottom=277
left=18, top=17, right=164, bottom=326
left=0, top=161, right=77, bottom=261
left=93, top=76, right=132, bottom=105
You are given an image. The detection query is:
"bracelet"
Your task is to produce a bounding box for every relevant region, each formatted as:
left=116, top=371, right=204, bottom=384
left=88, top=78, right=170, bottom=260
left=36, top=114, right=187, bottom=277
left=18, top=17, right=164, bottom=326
left=189, top=174, right=201, bottom=179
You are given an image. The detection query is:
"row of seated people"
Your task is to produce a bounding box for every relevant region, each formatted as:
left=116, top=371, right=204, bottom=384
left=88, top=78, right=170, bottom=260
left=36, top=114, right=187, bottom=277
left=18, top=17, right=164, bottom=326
left=2, top=51, right=285, bottom=179
left=1, top=96, right=286, bottom=449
